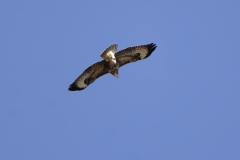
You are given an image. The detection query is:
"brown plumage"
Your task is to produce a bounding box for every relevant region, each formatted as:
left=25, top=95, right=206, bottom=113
left=68, top=43, right=157, bottom=91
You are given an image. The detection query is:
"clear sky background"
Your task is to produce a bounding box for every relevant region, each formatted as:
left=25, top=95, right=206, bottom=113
left=1, top=0, right=240, bottom=160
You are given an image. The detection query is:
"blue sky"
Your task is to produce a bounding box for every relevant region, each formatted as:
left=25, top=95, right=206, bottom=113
left=1, top=0, right=240, bottom=159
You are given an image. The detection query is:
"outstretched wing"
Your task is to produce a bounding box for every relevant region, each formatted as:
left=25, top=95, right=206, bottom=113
left=115, top=43, right=157, bottom=67
left=68, top=60, right=108, bottom=91
left=100, top=44, right=118, bottom=61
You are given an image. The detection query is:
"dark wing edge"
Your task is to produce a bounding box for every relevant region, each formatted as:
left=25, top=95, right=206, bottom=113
left=68, top=60, right=108, bottom=91
left=116, top=43, right=157, bottom=67
left=144, top=43, right=157, bottom=59
left=68, top=82, right=84, bottom=91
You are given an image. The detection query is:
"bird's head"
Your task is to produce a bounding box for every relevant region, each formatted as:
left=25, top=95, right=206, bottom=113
left=111, top=69, right=118, bottom=78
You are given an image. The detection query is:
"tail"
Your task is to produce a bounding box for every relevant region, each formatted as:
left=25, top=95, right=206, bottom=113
left=100, top=44, right=118, bottom=61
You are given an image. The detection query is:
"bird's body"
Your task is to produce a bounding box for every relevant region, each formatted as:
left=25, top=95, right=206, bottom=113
left=100, top=44, right=119, bottom=77
left=68, top=43, right=157, bottom=91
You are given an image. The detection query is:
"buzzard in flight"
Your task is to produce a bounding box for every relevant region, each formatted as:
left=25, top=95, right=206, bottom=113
left=68, top=43, right=157, bottom=91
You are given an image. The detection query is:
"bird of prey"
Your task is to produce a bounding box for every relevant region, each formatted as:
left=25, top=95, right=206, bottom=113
left=68, top=43, right=157, bottom=91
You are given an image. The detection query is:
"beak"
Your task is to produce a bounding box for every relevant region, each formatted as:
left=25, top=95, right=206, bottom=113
left=111, top=69, right=119, bottom=78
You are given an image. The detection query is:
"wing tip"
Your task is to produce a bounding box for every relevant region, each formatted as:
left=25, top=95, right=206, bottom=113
left=145, top=43, right=157, bottom=59
left=68, top=83, right=85, bottom=91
